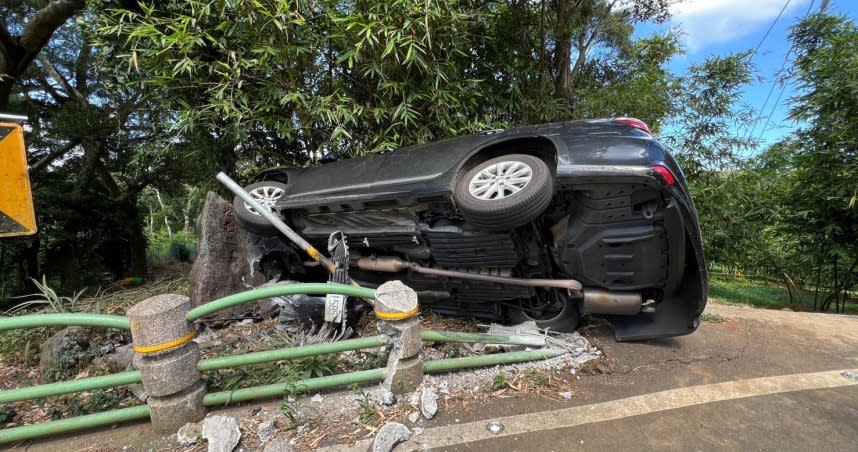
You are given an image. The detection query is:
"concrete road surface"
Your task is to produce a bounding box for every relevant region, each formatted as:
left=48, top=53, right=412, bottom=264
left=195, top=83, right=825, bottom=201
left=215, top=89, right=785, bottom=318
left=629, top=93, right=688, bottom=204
left=339, top=301, right=858, bottom=451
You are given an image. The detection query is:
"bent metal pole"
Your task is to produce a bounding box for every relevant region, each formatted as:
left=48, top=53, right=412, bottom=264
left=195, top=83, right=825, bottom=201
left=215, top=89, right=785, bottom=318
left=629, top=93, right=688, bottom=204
left=217, top=172, right=336, bottom=273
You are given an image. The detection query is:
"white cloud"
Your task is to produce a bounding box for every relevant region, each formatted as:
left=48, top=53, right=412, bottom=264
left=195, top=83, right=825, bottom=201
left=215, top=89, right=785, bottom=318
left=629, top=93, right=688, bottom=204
left=669, top=0, right=811, bottom=52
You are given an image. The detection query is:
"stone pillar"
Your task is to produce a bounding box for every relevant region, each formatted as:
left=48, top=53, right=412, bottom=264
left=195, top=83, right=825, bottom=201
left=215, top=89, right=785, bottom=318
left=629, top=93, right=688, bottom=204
left=375, top=281, right=423, bottom=395
left=127, top=294, right=205, bottom=433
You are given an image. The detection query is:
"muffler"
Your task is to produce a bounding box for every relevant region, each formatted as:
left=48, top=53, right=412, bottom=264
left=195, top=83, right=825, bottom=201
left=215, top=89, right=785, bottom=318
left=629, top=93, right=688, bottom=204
left=582, top=289, right=642, bottom=315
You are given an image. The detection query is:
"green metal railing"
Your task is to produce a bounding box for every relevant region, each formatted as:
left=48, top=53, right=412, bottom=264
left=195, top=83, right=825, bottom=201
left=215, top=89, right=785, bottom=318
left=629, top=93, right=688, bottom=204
left=0, top=283, right=559, bottom=444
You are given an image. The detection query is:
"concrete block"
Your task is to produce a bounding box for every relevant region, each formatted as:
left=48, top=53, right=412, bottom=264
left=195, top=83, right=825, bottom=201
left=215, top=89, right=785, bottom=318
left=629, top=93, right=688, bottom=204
left=374, top=281, right=418, bottom=317
left=127, top=294, right=194, bottom=356
left=386, top=357, right=423, bottom=395
left=148, top=380, right=206, bottom=433
left=136, top=343, right=202, bottom=397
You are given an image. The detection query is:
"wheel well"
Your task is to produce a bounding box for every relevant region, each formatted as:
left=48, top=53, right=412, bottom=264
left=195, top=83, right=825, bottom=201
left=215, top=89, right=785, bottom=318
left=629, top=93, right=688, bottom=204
left=255, top=170, right=289, bottom=184
left=457, top=137, right=559, bottom=177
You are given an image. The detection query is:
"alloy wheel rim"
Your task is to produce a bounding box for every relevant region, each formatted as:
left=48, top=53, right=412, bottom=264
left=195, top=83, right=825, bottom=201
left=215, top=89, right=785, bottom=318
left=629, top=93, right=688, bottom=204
left=244, top=185, right=284, bottom=215
left=468, top=161, right=533, bottom=200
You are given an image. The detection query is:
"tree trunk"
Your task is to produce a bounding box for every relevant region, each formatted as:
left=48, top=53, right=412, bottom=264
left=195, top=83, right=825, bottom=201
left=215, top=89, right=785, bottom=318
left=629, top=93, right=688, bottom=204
left=0, top=81, right=11, bottom=111
left=154, top=187, right=172, bottom=237
left=124, top=200, right=147, bottom=277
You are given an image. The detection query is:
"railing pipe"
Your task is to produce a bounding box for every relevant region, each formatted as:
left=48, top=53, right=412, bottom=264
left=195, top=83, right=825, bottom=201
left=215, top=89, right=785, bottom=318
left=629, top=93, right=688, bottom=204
left=187, top=283, right=376, bottom=321
left=0, top=313, right=130, bottom=332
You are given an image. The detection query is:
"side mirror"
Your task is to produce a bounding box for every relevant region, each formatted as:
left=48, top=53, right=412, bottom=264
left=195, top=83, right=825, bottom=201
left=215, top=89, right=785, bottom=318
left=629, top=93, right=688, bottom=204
left=320, top=151, right=340, bottom=164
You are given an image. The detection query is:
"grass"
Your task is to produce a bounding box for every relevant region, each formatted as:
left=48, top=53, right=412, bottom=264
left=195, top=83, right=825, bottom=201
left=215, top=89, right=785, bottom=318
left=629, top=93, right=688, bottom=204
left=709, top=275, right=858, bottom=314
left=700, top=313, right=726, bottom=324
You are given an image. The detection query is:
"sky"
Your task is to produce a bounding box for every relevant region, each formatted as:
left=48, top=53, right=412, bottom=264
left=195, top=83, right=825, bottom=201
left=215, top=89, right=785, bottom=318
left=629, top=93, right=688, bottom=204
left=635, top=0, right=858, bottom=147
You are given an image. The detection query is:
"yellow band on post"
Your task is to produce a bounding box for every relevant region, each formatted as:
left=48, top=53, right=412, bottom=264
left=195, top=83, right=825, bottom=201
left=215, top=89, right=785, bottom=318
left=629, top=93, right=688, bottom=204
left=133, top=330, right=197, bottom=354
left=374, top=306, right=420, bottom=320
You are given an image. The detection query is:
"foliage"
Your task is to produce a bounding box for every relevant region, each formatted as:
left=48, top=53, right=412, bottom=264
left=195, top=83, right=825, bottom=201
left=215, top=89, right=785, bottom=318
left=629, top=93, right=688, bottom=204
left=349, top=383, right=379, bottom=425
left=5, top=276, right=86, bottom=314
left=43, top=342, right=86, bottom=382
left=662, top=52, right=755, bottom=178
left=294, top=355, right=337, bottom=379
left=0, top=404, right=14, bottom=424
left=45, top=389, right=126, bottom=420
left=700, top=13, right=858, bottom=313
left=699, top=313, right=726, bottom=324
left=96, top=0, right=675, bottom=162
left=491, top=370, right=511, bottom=390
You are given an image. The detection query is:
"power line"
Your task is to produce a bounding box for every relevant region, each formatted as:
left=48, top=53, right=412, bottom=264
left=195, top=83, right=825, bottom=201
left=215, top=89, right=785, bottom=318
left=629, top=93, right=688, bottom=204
left=746, top=0, right=817, bottom=142
left=752, top=0, right=792, bottom=57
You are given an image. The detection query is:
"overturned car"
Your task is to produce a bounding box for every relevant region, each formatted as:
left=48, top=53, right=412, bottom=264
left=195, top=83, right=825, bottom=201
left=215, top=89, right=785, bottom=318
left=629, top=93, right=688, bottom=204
left=234, top=118, right=708, bottom=341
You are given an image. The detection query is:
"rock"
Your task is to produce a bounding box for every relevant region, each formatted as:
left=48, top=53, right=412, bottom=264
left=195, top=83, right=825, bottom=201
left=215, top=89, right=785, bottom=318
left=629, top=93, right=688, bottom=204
left=420, top=387, right=438, bottom=419
left=189, top=192, right=267, bottom=317
left=39, top=326, right=94, bottom=379
left=177, top=422, right=201, bottom=446
left=560, top=391, right=573, bottom=400
left=408, top=412, right=420, bottom=424
left=257, top=418, right=277, bottom=443
left=93, top=344, right=136, bottom=372
left=201, top=415, right=241, bottom=452
left=409, top=391, right=421, bottom=408
left=381, top=390, right=396, bottom=406
left=413, top=427, right=424, bottom=436
left=263, top=437, right=293, bottom=452
left=310, top=393, right=323, bottom=403
left=372, top=422, right=411, bottom=452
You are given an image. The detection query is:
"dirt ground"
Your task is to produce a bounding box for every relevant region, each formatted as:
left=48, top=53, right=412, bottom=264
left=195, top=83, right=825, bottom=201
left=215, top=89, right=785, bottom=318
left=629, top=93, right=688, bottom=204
left=8, top=300, right=858, bottom=451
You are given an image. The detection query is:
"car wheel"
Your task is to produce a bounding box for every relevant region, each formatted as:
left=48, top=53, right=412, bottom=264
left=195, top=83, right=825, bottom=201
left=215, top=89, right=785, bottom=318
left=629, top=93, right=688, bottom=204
left=233, top=181, right=288, bottom=235
left=454, top=154, right=553, bottom=231
left=508, top=295, right=580, bottom=333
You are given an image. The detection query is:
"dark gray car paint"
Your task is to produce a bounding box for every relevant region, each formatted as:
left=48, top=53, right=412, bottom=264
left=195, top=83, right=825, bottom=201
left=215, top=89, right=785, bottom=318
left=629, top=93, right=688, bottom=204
left=252, top=119, right=707, bottom=340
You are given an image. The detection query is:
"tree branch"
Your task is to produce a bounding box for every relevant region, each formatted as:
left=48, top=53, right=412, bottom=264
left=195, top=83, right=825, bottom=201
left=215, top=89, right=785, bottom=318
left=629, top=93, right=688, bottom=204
left=19, top=1, right=85, bottom=55
left=37, top=53, right=86, bottom=103
left=31, top=139, right=81, bottom=172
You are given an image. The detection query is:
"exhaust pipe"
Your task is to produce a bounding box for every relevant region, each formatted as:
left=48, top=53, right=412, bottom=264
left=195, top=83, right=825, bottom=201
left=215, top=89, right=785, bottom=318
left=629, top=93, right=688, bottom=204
left=356, top=256, right=583, bottom=295
left=582, top=289, right=642, bottom=315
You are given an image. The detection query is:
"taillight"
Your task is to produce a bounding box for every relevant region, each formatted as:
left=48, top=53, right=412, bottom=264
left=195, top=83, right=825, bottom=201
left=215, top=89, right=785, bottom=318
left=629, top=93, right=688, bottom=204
left=651, top=165, right=675, bottom=185
left=615, top=117, right=651, bottom=135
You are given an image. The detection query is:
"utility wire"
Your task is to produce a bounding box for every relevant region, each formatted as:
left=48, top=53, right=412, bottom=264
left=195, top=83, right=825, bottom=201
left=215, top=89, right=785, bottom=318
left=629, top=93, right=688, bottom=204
left=746, top=0, right=817, bottom=141
left=752, top=0, right=792, bottom=57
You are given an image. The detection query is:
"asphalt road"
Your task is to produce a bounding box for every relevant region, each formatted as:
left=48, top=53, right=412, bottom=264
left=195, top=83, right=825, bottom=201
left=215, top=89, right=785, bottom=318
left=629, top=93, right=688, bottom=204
left=391, top=302, right=858, bottom=451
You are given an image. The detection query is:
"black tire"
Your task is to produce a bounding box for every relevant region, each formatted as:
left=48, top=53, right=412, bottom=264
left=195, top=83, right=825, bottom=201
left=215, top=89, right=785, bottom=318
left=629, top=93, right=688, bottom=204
left=454, top=154, right=553, bottom=231
left=233, top=181, right=288, bottom=236
left=508, top=297, right=580, bottom=333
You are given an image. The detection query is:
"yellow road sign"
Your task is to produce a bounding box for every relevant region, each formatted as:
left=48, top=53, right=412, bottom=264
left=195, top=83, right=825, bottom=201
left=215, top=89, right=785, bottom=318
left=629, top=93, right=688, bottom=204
left=0, top=122, right=37, bottom=237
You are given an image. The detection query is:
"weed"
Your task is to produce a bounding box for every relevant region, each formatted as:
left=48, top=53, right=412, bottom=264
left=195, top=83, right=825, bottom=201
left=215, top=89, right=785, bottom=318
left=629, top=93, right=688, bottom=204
left=350, top=383, right=379, bottom=425
left=208, top=361, right=301, bottom=392
left=294, top=355, right=337, bottom=379
left=527, top=368, right=554, bottom=388
left=700, top=313, right=726, bottom=323
left=45, top=390, right=125, bottom=419
left=442, top=342, right=462, bottom=358
left=354, top=351, right=388, bottom=371
left=0, top=404, right=14, bottom=424
left=278, top=392, right=318, bottom=429
left=6, top=276, right=86, bottom=314
left=44, top=342, right=86, bottom=382
left=492, top=370, right=511, bottom=390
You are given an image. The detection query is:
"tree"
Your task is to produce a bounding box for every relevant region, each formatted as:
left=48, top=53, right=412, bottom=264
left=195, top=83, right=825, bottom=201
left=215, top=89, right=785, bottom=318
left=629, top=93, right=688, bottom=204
left=0, top=0, right=85, bottom=110
left=96, top=0, right=676, bottom=162
left=779, top=13, right=858, bottom=312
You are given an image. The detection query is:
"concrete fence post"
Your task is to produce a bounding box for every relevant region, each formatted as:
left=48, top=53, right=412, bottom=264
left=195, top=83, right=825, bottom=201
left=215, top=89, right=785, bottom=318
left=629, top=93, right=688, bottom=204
left=127, top=294, right=205, bottom=433
left=374, top=281, right=423, bottom=395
